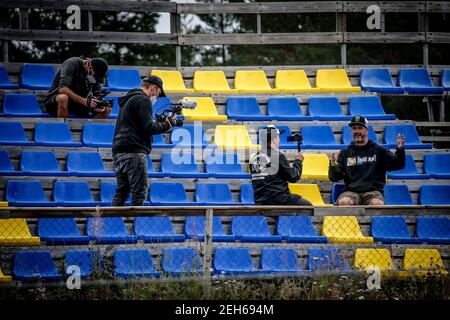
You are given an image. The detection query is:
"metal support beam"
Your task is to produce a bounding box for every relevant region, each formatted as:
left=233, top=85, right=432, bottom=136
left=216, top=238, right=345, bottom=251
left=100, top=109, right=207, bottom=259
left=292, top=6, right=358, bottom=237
left=2, top=41, right=8, bottom=63
left=439, top=98, right=445, bottom=122
left=88, top=11, right=93, bottom=32
left=171, top=12, right=182, bottom=67
left=336, top=12, right=347, bottom=66
left=425, top=97, right=435, bottom=122
left=203, top=208, right=213, bottom=277
left=257, top=13, right=262, bottom=34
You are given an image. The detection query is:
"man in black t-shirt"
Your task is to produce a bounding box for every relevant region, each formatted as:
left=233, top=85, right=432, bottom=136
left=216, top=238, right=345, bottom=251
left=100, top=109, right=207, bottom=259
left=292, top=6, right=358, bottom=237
left=44, top=56, right=111, bottom=118
left=329, top=116, right=406, bottom=205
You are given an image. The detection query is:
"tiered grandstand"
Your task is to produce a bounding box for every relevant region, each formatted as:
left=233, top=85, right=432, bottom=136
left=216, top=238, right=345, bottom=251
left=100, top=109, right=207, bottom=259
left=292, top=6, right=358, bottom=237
left=0, top=1, right=449, bottom=294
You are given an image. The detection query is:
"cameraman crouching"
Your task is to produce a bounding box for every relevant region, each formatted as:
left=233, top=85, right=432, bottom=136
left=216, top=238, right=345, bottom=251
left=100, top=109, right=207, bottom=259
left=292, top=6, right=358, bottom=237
left=112, top=76, right=182, bottom=206
left=249, top=125, right=312, bottom=206
left=43, top=56, right=111, bottom=119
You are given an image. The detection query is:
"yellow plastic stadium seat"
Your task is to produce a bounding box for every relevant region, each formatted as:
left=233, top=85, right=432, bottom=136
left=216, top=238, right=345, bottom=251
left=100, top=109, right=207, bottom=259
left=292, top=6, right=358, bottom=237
left=275, top=70, right=320, bottom=93
left=301, top=154, right=330, bottom=180
left=0, top=202, right=7, bottom=207
left=151, top=70, right=194, bottom=93
left=315, top=69, right=361, bottom=92
left=213, top=125, right=259, bottom=150
left=322, top=216, right=374, bottom=244
left=181, top=97, right=228, bottom=122
left=402, top=249, right=448, bottom=278
left=234, top=70, right=279, bottom=93
left=288, top=183, right=331, bottom=206
left=354, top=248, right=395, bottom=277
left=0, top=266, right=12, bottom=283
left=0, top=218, right=40, bottom=246
left=193, top=71, right=238, bottom=93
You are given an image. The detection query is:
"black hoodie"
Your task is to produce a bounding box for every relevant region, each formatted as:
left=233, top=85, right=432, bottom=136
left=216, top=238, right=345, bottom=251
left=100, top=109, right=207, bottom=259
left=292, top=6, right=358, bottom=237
left=112, top=89, right=170, bottom=155
left=328, top=140, right=405, bottom=193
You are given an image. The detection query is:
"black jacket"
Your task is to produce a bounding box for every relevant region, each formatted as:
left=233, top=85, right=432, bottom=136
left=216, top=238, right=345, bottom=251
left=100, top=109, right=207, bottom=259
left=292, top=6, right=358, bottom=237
left=112, top=89, right=171, bottom=155
left=328, top=140, right=406, bottom=193
left=250, top=149, right=303, bottom=205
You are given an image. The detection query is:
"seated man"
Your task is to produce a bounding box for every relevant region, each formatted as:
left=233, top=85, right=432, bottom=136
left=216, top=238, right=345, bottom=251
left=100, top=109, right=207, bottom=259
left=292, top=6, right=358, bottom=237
left=250, top=125, right=312, bottom=206
left=329, top=116, right=406, bottom=205
left=43, top=56, right=111, bottom=118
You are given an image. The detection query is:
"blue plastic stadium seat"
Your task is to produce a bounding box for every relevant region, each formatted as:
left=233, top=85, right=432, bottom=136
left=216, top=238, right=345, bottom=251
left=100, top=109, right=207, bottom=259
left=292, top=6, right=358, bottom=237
left=0, top=150, right=22, bottom=176
left=162, top=248, right=204, bottom=277
left=441, top=69, right=450, bottom=91
left=226, top=97, right=275, bottom=121
left=384, top=184, right=414, bottom=205
left=82, top=123, right=115, bottom=148
left=419, top=185, right=450, bottom=205
left=195, top=183, right=236, bottom=206
left=106, top=96, right=119, bottom=119
left=20, top=151, right=69, bottom=176
left=14, top=251, right=61, bottom=282
left=383, top=124, right=432, bottom=149
left=301, top=125, right=344, bottom=149
left=152, top=96, right=172, bottom=118
left=359, top=68, right=404, bottom=94
left=87, top=217, right=136, bottom=244
left=65, top=250, right=102, bottom=277
left=53, top=181, right=99, bottom=207
left=371, top=216, right=419, bottom=244
left=34, top=122, right=81, bottom=147
left=424, top=154, right=450, bottom=179
left=99, top=181, right=131, bottom=206
left=266, top=97, right=312, bottom=121
left=387, top=154, right=430, bottom=179
left=0, top=66, right=18, bottom=89
left=213, top=247, right=259, bottom=275
left=240, top=183, right=255, bottom=205
left=67, top=151, right=114, bottom=177
left=416, top=217, right=450, bottom=244
left=107, top=68, right=141, bottom=92
left=307, top=248, right=349, bottom=271
left=204, top=152, right=250, bottom=179
left=114, top=249, right=160, bottom=278
left=277, top=216, right=327, bottom=243
left=348, top=96, right=395, bottom=120
left=307, top=97, right=351, bottom=121
left=330, top=183, right=345, bottom=205
left=38, top=218, right=89, bottom=245
left=134, top=216, right=185, bottom=243
left=398, top=68, right=444, bottom=94
left=159, top=152, right=206, bottom=178
left=3, top=94, right=49, bottom=117
left=152, top=133, right=173, bottom=149
left=20, top=64, right=56, bottom=90
left=341, top=125, right=387, bottom=147
left=0, top=122, right=34, bottom=146
left=184, top=216, right=235, bottom=242
left=6, top=180, right=56, bottom=207
left=150, top=182, right=195, bottom=206
left=147, top=155, right=165, bottom=178
left=261, top=248, right=303, bottom=273
left=170, top=125, right=209, bottom=148
left=231, top=216, right=282, bottom=243
left=258, top=125, right=298, bottom=149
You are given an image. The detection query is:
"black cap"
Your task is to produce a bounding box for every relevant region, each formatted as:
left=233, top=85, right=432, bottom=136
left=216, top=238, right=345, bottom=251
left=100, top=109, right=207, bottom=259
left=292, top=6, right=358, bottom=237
left=263, top=124, right=286, bottom=142
left=142, top=76, right=166, bottom=97
left=91, top=58, right=108, bottom=84
left=349, top=115, right=369, bottom=128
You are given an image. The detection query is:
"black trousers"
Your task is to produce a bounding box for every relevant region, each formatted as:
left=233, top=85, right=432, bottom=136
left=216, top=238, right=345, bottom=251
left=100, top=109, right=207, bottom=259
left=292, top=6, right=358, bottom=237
left=112, top=153, right=148, bottom=206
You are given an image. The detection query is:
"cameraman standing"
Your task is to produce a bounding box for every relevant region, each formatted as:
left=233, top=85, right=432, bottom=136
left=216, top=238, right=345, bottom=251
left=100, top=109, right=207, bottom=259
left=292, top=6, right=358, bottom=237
left=44, top=56, right=111, bottom=119
left=249, top=125, right=312, bottom=206
left=112, top=76, right=182, bottom=206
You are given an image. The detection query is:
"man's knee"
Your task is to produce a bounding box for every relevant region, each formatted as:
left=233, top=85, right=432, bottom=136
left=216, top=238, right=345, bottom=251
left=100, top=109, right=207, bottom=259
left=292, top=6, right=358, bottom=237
left=368, top=198, right=384, bottom=205
left=337, top=197, right=355, bottom=206
left=56, top=94, right=69, bottom=106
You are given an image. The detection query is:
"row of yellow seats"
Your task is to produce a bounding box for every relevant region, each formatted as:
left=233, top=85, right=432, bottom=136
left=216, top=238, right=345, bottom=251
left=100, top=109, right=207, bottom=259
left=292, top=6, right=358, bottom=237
left=0, top=200, right=12, bottom=281
left=355, top=248, right=448, bottom=278
left=151, top=69, right=361, bottom=94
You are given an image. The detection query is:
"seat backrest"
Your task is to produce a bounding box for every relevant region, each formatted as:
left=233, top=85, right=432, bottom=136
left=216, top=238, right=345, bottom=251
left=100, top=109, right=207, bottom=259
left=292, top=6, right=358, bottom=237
left=331, top=183, right=345, bottom=205
left=193, top=70, right=231, bottom=91
left=14, top=251, right=57, bottom=275
left=0, top=150, right=14, bottom=171
left=301, top=125, right=337, bottom=145
left=384, top=124, right=423, bottom=145
left=0, top=66, right=13, bottom=85
left=424, top=153, right=450, bottom=174
left=162, top=248, right=203, bottom=273
left=6, top=180, right=48, bottom=202
left=34, top=122, right=75, bottom=144
left=65, top=250, right=102, bottom=276
left=107, top=68, right=141, bottom=90
left=214, top=125, right=255, bottom=149
left=403, top=248, right=445, bottom=270
left=315, top=69, right=352, bottom=88
left=301, top=154, right=329, bottom=178
left=67, top=151, right=106, bottom=172
left=0, top=122, right=29, bottom=143
left=3, top=93, right=42, bottom=115
left=348, top=96, right=386, bottom=116
left=151, top=70, right=188, bottom=91
left=0, top=218, right=34, bottom=239
left=232, top=216, right=272, bottom=236
left=307, top=248, right=346, bottom=271
left=171, top=125, right=208, bottom=146
left=288, top=183, right=325, bottom=206
left=267, top=97, right=304, bottom=117
left=416, top=217, right=450, bottom=238
left=342, top=125, right=379, bottom=145
left=240, top=183, right=255, bottom=205
left=53, top=181, right=94, bottom=202
left=82, top=123, right=115, bottom=146
left=21, top=64, right=56, bottom=88
left=277, top=216, right=317, bottom=237
left=389, top=154, right=420, bottom=175
left=160, top=152, right=199, bottom=174
left=359, top=68, right=396, bottom=87
left=38, top=218, right=81, bottom=237
left=398, top=68, right=434, bottom=87
left=441, top=69, right=450, bottom=88
left=134, top=216, right=176, bottom=235
left=204, top=152, right=243, bottom=175
left=87, top=217, right=128, bottom=236
left=323, top=216, right=364, bottom=237
left=261, top=248, right=301, bottom=271
left=21, top=151, right=61, bottom=173
left=371, top=216, right=412, bottom=238
left=184, top=216, right=227, bottom=237
left=354, top=248, right=394, bottom=271
left=214, top=247, right=254, bottom=271
left=195, top=183, right=234, bottom=204
left=234, top=70, right=271, bottom=90
left=307, top=97, right=344, bottom=116
left=226, top=97, right=263, bottom=117
left=384, top=184, right=414, bottom=205
left=150, top=182, right=189, bottom=203
left=181, top=97, right=221, bottom=117
left=419, top=185, right=450, bottom=205
left=275, top=69, right=312, bottom=89
left=114, top=249, right=156, bottom=272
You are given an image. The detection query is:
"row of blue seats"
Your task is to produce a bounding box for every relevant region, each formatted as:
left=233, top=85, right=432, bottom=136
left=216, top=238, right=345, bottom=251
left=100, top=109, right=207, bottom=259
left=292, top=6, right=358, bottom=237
left=0, top=121, right=433, bottom=149
left=0, top=150, right=250, bottom=179
left=34, top=215, right=450, bottom=245
left=1, top=65, right=449, bottom=94
left=11, top=246, right=354, bottom=281
left=1, top=93, right=395, bottom=122
left=5, top=180, right=254, bottom=207
left=2, top=150, right=449, bottom=180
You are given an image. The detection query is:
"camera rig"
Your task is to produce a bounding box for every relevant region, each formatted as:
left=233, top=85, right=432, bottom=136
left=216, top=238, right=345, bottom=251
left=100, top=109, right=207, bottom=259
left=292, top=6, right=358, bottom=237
left=287, top=132, right=303, bottom=152
left=155, top=99, right=197, bottom=123
left=87, top=88, right=113, bottom=113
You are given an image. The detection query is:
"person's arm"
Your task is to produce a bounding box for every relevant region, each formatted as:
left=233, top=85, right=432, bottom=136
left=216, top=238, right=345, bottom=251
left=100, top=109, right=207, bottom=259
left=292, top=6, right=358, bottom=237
left=328, top=151, right=345, bottom=181
left=385, top=133, right=406, bottom=171
left=279, top=153, right=302, bottom=183
left=136, top=99, right=172, bottom=135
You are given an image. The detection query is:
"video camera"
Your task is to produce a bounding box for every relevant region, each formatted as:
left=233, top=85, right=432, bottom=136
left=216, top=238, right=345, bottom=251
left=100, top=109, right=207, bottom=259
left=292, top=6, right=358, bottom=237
left=86, top=88, right=113, bottom=113
left=155, top=99, right=197, bottom=127
left=287, top=132, right=303, bottom=152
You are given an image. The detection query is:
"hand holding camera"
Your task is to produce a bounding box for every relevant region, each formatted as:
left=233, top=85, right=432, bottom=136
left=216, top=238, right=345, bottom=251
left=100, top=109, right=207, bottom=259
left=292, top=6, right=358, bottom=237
left=166, top=115, right=183, bottom=128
